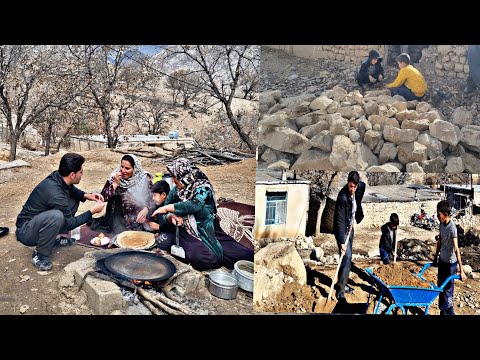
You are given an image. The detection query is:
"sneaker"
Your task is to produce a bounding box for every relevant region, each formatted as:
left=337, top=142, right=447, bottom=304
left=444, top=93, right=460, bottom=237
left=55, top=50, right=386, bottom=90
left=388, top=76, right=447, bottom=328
left=344, top=284, right=354, bottom=294
left=55, top=235, right=76, bottom=247
left=0, top=227, right=9, bottom=238
left=32, top=251, right=52, bottom=271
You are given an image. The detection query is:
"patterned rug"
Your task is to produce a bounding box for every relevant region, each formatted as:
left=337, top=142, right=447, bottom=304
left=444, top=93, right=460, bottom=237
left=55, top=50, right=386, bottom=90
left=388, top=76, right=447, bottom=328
left=216, top=201, right=255, bottom=251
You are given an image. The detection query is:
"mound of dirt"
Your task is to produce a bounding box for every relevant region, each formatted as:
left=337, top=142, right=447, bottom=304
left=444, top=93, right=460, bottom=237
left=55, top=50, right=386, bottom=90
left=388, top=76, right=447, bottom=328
left=372, top=262, right=431, bottom=288
left=262, top=282, right=319, bottom=313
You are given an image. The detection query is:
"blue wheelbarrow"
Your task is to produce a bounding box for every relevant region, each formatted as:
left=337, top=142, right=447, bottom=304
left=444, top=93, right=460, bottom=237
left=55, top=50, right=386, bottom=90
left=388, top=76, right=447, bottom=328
left=365, top=263, right=460, bottom=315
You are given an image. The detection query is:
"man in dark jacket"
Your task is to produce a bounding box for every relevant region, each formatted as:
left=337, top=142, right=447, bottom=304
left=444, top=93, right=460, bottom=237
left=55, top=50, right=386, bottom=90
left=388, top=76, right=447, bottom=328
left=333, top=171, right=366, bottom=302
left=379, top=213, right=399, bottom=264
left=464, top=45, right=480, bottom=94
left=16, top=153, right=106, bottom=271
left=356, top=49, right=385, bottom=90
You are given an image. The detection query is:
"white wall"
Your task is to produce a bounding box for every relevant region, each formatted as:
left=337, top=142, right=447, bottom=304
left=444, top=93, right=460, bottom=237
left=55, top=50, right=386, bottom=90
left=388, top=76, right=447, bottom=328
left=255, top=182, right=310, bottom=239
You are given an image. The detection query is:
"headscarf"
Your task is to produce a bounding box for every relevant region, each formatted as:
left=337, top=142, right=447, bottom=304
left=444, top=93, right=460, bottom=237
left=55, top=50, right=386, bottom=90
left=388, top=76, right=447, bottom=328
left=166, top=158, right=215, bottom=240
left=166, top=158, right=213, bottom=201
left=109, top=154, right=152, bottom=189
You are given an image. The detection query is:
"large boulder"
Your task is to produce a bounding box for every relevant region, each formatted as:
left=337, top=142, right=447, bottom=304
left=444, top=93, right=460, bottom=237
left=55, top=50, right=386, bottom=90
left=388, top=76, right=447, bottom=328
left=261, top=127, right=312, bottom=154
left=291, top=149, right=333, bottom=170
left=383, top=126, right=419, bottom=145
left=429, top=120, right=459, bottom=146
left=397, top=142, right=428, bottom=164
left=460, top=125, right=480, bottom=153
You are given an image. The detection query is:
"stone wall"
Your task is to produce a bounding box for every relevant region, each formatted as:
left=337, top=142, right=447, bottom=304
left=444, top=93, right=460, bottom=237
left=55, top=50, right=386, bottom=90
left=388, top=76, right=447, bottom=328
left=266, top=45, right=470, bottom=76
left=360, top=199, right=438, bottom=229
left=266, top=45, right=386, bottom=63
left=319, top=196, right=438, bottom=231
left=418, top=45, right=469, bottom=80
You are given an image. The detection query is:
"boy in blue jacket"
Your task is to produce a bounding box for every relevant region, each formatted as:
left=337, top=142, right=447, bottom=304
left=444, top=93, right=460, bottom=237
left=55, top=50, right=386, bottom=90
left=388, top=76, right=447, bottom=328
left=356, top=49, right=385, bottom=90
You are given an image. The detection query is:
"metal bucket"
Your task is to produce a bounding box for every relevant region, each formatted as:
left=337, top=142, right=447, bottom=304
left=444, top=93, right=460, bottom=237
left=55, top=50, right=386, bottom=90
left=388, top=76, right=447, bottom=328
left=208, top=271, right=238, bottom=300
left=232, top=260, right=254, bottom=292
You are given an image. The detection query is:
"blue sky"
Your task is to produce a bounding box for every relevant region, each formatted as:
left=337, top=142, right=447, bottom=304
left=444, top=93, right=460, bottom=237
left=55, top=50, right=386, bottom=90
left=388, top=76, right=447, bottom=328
left=138, top=45, right=163, bottom=56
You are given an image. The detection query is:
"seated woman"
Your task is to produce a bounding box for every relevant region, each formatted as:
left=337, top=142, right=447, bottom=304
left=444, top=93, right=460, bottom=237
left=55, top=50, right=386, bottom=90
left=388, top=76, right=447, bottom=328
left=92, top=154, right=156, bottom=234
left=151, top=158, right=254, bottom=271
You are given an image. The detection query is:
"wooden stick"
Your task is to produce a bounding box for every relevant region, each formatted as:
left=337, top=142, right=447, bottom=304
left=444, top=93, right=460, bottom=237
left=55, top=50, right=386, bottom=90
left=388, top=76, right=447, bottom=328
left=393, top=230, right=398, bottom=263
left=160, top=267, right=192, bottom=288
left=136, top=287, right=182, bottom=315
left=327, top=219, right=355, bottom=302
left=153, top=292, right=199, bottom=315
left=142, top=299, right=163, bottom=315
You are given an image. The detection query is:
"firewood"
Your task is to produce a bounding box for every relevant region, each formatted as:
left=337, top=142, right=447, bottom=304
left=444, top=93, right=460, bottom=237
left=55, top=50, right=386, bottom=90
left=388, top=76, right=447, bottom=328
left=136, top=287, right=182, bottom=315
left=142, top=299, right=163, bottom=315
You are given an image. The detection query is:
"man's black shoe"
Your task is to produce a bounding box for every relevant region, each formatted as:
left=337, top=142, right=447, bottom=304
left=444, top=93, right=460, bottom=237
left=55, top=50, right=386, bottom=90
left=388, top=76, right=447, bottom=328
left=0, top=227, right=9, bottom=238
left=32, top=251, right=53, bottom=271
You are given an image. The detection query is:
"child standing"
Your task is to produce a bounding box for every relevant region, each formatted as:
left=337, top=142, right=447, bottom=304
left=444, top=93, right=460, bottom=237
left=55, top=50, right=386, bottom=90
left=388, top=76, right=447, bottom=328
left=433, top=200, right=466, bottom=315
left=356, top=49, right=385, bottom=90
left=386, top=53, right=427, bottom=101
left=146, top=180, right=174, bottom=248
left=379, top=213, right=399, bottom=264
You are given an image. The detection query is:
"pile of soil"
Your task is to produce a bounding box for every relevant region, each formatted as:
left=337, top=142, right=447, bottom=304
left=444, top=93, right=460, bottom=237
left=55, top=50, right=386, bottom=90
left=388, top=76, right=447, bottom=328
left=373, top=262, right=431, bottom=288
left=262, top=282, right=320, bottom=313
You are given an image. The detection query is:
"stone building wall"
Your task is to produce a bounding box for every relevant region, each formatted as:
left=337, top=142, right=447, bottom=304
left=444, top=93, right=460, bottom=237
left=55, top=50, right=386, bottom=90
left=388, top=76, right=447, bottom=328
left=266, top=45, right=470, bottom=77
left=418, top=45, right=469, bottom=80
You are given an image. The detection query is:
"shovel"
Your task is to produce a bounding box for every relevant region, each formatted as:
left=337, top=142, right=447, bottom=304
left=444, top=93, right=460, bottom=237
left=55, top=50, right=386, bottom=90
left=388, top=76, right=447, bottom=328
left=171, top=223, right=186, bottom=259
left=316, top=220, right=355, bottom=313
left=393, top=232, right=398, bottom=263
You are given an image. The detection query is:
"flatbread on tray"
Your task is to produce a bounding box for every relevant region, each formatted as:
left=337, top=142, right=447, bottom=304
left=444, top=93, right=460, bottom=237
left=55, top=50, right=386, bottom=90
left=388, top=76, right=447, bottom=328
left=115, top=231, right=155, bottom=249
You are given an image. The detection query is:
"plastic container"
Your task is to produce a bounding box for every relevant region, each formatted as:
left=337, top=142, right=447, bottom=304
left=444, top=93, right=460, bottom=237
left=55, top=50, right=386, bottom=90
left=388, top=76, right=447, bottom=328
left=70, top=227, right=81, bottom=240
left=168, top=130, right=179, bottom=139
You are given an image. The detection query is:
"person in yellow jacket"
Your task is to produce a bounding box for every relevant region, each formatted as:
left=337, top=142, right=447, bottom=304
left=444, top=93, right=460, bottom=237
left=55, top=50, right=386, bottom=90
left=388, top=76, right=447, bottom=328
left=386, top=53, right=427, bottom=101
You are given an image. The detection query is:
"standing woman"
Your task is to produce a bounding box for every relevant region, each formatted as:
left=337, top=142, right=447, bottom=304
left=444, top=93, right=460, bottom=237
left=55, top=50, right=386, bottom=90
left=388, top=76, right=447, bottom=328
left=94, top=154, right=156, bottom=233
left=152, top=158, right=253, bottom=271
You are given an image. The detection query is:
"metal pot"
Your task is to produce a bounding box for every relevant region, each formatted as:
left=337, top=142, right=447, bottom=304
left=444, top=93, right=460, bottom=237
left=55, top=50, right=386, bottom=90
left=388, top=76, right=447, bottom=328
left=232, top=260, right=254, bottom=292
left=208, top=271, right=238, bottom=300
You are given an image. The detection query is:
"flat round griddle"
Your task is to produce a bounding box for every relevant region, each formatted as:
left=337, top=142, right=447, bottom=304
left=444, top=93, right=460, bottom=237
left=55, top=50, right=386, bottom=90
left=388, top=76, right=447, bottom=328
left=103, top=251, right=176, bottom=282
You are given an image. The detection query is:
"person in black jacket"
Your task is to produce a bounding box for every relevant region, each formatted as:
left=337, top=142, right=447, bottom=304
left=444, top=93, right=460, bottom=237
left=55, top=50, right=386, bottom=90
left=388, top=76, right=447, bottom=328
left=333, top=171, right=366, bottom=302
left=379, top=213, right=399, bottom=265
left=15, top=153, right=106, bottom=271
left=356, top=49, right=385, bottom=90
left=464, top=45, right=480, bottom=94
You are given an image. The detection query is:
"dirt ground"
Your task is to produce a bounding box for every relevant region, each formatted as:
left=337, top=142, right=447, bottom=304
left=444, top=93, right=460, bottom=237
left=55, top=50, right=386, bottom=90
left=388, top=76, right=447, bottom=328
left=268, top=223, right=480, bottom=315
left=0, top=146, right=255, bottom=315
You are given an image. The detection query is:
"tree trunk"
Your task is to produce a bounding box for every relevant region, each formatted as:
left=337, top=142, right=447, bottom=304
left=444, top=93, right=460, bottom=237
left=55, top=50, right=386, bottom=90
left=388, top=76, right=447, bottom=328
left=223, top=103, right=255, bottom=150
left=9, top=133, right=18, bottom=161
left=44, top=123, right=53, bottom=156
left=103, top=113, right=115, bottom=148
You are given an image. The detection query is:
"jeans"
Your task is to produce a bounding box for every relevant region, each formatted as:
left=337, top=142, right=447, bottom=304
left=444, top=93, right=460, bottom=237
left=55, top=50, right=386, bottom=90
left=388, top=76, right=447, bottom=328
left=389, top=85, right=423, bottom=101
left=335, top=228, right=354, bottom=299
left=438, top=258, right=457, bottom=315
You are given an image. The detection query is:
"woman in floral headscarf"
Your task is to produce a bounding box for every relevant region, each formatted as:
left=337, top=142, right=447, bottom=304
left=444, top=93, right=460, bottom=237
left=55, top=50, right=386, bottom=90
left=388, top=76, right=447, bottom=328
left=152, top=158, right=253, bottom=271
left=94, top=154, right=156, bottom=233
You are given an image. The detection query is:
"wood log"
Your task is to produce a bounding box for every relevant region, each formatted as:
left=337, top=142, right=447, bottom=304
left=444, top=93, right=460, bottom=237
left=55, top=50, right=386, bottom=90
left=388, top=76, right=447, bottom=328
left=136, top=287, right=182, bottom=315
left=160, top=267, right=192, bottom=287
left=153, top=291, right=199, bottom=315
left=142, top=299, right=163, bottom=315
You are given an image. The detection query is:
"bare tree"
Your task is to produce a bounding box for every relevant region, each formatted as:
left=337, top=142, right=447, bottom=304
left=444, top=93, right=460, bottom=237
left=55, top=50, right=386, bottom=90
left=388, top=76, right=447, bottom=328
left=131, top=97, right=172, bottom=135
left=163, top=45, right=260, bottom=150
left=67, top=45, right=146, bottom=148
left=0, top=45, right=81, bottom=160
left=238, top=66, right=259, bottom=100
left=165, top=69, right=202, bottom=109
